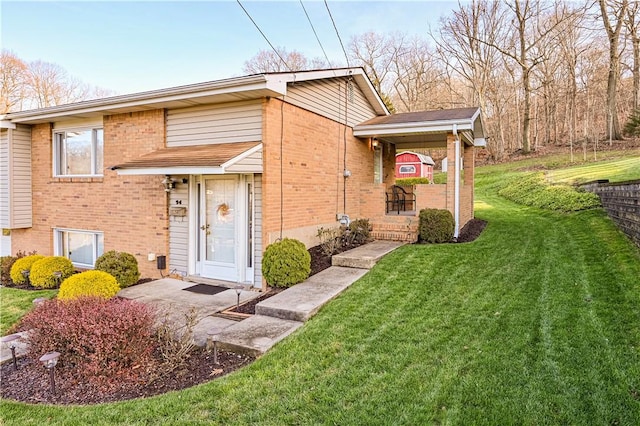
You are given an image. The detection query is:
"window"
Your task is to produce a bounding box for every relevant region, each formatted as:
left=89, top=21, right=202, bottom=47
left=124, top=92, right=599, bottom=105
left=374, top=144, right=383, bottom=184
left=399, top=165, right=416, bottom=174
left=54, top=128, right=104, bottom=176
left=55, top=229, right=104, bottom=267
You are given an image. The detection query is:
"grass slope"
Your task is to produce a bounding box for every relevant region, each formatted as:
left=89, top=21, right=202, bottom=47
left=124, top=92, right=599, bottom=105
left=2, top=157, right=640, bottom=425
left=0, top=288, right=57, bottom=335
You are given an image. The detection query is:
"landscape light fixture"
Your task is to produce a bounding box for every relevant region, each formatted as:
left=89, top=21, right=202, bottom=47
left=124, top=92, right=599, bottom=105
left=207, top=328, right=224, bottom=364
left=21, top=270, right=30, bottom=284
left=39, top=351, right=61, bottom=395
left=1, top=333, right=21, bottom=370
left=234, top=285, right=243, bottom=310
left=53, top=271, right=63, bottom=285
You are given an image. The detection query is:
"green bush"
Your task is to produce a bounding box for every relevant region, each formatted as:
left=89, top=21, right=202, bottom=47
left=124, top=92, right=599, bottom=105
left=10, top=254, right=45, bottom=285
left=58, top=270, right=120, bottom=300
left=262, top=238, right=311, bottom=288
left=498, top=173, right=601, bottom=212
left=1, top=256, right=15, bottom=285
left=346, top=218, right=372, bottom=246
left=95, top=250, right=140, bottom=288
left=419, top=209, right=455, bottom=243
left=396, top=177, right=430, bottom=185
left=29, top=256, right=75, bottom=289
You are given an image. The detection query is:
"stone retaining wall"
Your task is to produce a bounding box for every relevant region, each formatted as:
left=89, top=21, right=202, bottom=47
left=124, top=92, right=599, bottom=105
left=582, top=179, right=640, bottom=248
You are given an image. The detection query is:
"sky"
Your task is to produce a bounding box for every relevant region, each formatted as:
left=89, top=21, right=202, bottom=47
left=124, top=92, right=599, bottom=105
left=1, top=0, right=462, bottom=95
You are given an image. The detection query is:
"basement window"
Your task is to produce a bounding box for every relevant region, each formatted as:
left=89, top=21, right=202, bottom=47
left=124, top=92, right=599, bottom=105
left=54, top=128, right=104, bottom=176
left=54, top=229, right=104, bottom=267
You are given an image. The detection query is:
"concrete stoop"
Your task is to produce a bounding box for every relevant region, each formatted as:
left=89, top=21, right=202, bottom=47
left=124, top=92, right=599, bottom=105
left=215, top=315, right=303, bottom=357
left=332, top=240, right=404, bottom=269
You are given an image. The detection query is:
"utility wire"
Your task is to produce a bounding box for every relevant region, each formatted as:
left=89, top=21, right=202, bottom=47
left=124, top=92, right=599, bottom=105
left=299, top=0, right=334, bottom=70
left=324, top=0, right=350, bottom=67
left=237, top=0, right=292, bottom=72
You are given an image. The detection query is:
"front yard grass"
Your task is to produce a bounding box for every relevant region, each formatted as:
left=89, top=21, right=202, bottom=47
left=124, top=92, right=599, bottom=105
left=0, top=287, right=57, bottom=335
left=1, top=157, right=640, bottom=424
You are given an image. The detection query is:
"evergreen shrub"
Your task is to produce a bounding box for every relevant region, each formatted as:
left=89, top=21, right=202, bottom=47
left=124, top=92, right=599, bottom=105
left=29, top=256, right=75, bottom=289
left=9, top=254, right=45, bottom=285
left=95, top=250, right=140, bottom=288
left=419, top=209, right=455, bottom=243
left=262, top=238, right=311, bottom=288
left=58, top=270, right=120, bottom=300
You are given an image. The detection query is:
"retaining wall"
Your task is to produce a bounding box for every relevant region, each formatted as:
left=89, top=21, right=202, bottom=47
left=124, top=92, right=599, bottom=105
left=582, top=179, right=640, bottom=248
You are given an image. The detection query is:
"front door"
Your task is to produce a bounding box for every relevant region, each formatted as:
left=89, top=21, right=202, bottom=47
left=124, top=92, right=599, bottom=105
left=200, top=177, right=238, bottom=281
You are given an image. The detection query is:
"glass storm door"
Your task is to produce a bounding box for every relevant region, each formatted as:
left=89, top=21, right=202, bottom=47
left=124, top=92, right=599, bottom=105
left=200, top=177, right=238, bottom=281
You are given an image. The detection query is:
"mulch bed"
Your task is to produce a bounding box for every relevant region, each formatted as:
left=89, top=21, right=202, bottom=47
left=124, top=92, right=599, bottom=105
left=455, top=219, right=487, bottom=243
left=0, top=348, right=254, bottom=405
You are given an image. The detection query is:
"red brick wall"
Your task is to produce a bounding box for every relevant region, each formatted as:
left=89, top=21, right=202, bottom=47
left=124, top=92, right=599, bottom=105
left=262, top=98, right=376, bottom=247
left=12, top=110, right=168, bottom=278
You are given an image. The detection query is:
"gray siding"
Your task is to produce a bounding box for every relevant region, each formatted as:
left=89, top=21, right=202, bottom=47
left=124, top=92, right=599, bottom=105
left=226, top=147, right=263, bottom=173
left=168, top=178, right=189, bottom=276
left=253, top=174, right=262, bottom=286
left=0, top=125, right=32, bottom=229
left=286, top=77, right=378, bottom=127
left=0, top=129, right=9, bottom=228
left=166, top=100, right=262, bottom=147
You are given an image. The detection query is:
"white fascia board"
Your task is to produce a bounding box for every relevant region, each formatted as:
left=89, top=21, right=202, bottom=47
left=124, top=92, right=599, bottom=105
left=0, top=120, right=16, bottom=129
left=220, top=143, right=263, bottom=169
left=115, top=167, right=226, bottom=175
left=354, top=121, right=474, bottom=137
left=7, top=75, right=281, bottom=123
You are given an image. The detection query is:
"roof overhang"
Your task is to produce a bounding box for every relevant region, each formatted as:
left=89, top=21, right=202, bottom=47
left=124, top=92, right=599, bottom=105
left=354, top=107, right=486, bottom=149
left=5, top=67, right=388, bottom=124
left=111, top=142, right=262, bottom=175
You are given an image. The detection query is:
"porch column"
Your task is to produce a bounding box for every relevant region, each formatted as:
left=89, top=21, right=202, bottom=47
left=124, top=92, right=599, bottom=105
left=445, top=132, right=457, bottom=228
left=463, top=143, right=475, bottom=223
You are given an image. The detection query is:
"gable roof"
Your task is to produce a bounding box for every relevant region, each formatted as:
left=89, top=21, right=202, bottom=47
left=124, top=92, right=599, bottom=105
left=5, top=68, right=388, bottom=125
left=396, top=151, right=435, bottom=166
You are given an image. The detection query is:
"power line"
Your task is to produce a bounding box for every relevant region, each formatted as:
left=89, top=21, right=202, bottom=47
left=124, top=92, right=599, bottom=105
left=236, top=0, right=292, bottom=72
left=299, top=0, right=333, bottom=70
left=324, top=0, right=350, bottom=67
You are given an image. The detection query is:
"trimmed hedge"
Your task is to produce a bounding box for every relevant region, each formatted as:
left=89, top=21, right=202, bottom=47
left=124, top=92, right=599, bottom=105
left=396, top=177, right=430, bottom=185
left=58, top=270, right=120, bottom=300
left=9, top=254, right=45, bottom=285
left=30, top=256, right=75, bottom=289
left=95, top=250, right=140, bottom=288
left=419, top=209, right=455, bottom=243
left=262, top=238, right=311, bottom=288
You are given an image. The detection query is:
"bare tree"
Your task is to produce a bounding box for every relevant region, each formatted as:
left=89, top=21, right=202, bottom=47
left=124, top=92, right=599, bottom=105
left=348, top=32, right=396, bottom=95
left=598, top=0, right=628, bottom=141
left=0, top=50, right=28, bottom=113
left=25, top=60, right=91, bottom=109
left=242, top=48, right=327, bottom=73
left=625, top=1, right=639, bottom=111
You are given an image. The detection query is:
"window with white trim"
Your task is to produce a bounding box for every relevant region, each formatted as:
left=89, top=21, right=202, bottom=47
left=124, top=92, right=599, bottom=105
left=54, top=128, right=104, bottom=176
left=399, top=165, right=416, bottom=174
left=54, top=229, right=104, bottom=267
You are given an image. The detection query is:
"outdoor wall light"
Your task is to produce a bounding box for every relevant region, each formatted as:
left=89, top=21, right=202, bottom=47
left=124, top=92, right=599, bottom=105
left=39, top=351, right=61, bottom=395
left=372, top=137, right=379, bottom=148
left=1, top=333, right=21, bottom=371
left=162, top=175, right=175, bottom=192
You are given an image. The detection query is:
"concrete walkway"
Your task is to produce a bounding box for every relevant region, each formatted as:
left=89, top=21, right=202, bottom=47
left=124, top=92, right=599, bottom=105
left=0, top=240, right=403, bottom=363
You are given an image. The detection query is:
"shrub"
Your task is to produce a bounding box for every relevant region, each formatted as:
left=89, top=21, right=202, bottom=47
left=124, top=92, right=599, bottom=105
left=58, top=270, right=120, bottom=300
left=396, top=177, right=430, bottom=185
left=20, top=297, right=157, bottom=383
left=498, top=173, right=601, bottom=212
left=95, top=250, right=140, bottom=288
left=29, top=256, right=75, bottom=289
left=9, top=254, right=45, bottom=285
left=419, top=209, right=455, bottom=243
left=1, top=256, right=15, bottom=285
left=262, top=238, right=311, bottom=288
left=345, top=218, right=372, bottom=246
left=316, top=226, right=345, bottom=256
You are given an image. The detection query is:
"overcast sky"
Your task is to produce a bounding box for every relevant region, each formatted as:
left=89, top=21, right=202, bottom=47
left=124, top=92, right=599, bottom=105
left=1, top=1, right=462, bottom=95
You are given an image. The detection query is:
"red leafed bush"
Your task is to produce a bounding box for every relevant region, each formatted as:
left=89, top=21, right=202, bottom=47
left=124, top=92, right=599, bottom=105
left=20, top=297, right=157, bottom=383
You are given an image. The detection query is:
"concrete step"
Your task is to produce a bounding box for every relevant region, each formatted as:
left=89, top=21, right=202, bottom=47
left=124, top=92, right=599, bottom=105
left=214, top=315, right=303, bottom=356
left=332, top=240, right=405, bottom=269
left=255, top=266, right=369, bottom=322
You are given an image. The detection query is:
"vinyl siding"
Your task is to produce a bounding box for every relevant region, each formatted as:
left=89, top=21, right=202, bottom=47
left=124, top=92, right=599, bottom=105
left=286, top=77, right=378, bottom=127
left=166, top=100, right=263, bottom=147
left=253, top=174, right=262, bottom=286
left=226, top=148, right=263, bottom=173
left=1, top=125, right=32, bottom=229
left=168, top=177, right=189, bottom=276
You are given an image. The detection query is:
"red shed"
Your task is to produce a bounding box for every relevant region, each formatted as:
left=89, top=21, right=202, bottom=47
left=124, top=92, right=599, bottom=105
left=395, top=151, right=435, bottom=180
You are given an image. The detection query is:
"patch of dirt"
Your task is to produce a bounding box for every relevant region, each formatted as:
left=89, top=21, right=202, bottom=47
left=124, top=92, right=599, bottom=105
left=228, top=287, right=285, bottom=314
left=0, top=348, right=254, bottom=405
left=455, top=219, right=488, bottom=243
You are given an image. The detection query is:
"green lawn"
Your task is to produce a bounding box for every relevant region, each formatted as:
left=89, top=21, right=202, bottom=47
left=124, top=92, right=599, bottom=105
left=0, top=287, right=57, bottom=335
left=2, top=156, right=640, bottom=424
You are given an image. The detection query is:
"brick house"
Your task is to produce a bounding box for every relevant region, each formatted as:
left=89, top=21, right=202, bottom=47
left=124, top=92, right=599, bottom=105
left=0, top=68, right=485, bottom=288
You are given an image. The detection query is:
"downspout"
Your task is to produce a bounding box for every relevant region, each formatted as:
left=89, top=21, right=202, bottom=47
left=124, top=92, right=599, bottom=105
left=453, top=124, right=460, bottom=239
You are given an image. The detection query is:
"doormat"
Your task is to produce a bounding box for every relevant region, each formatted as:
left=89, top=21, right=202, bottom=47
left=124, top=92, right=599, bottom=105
left=183, top=284, right=228, bottom=295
